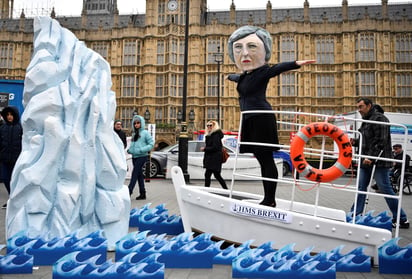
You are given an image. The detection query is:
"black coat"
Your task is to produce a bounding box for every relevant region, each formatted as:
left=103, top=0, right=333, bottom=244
left=0, top=106, right=23, bottom=164
left=203, top=129, right=224, bottom=172
left=357, top=105, right=392, bottom=168
left=114, top=128, right=127, bottom=148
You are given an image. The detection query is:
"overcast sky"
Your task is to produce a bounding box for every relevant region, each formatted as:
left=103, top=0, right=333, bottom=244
left=13, top=0, right=409, bottom=17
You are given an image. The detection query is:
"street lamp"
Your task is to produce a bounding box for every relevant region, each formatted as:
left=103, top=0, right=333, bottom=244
left=214, top=45, right=223, bottom=127
left=189, top=109, right=195, bottom=121
left=178, top=0, right=190, bottom=183
left=144, top=108, right=151, bottom=122
left=188, top=109, right=195, bottom=139
left=177, top=110, right=183, bottom=122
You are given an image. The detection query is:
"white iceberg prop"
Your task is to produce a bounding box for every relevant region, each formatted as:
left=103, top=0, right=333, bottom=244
left=6, top=16, right=130, bottom=249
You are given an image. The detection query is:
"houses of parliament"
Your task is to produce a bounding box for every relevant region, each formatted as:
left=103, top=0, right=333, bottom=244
left=0, top=0, right=411, bottom=148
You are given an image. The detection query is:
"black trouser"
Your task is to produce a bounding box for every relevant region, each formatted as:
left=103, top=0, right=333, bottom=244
left=204, top=169, right=227, bottom=189
left=2, top=161, right=15, bottom=195
left=254, top=148, right=278, bottom=204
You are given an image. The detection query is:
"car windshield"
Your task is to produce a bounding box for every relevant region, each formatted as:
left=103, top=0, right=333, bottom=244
left=158, top=145, right=176, bottom=152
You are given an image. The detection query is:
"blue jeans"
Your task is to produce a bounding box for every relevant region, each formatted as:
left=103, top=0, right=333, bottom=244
left=128, top=156, right=148, bottom=196
left=351, top=166, right=407, bottom=222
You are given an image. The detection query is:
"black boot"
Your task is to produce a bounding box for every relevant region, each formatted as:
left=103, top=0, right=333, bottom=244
left=136, top=193, right=146, bottom=200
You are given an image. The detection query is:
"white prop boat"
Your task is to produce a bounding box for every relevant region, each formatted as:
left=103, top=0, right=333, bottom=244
left=171, top=111, right=409, bottom=264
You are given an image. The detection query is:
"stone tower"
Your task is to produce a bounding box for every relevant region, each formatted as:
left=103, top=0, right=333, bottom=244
left=0, top=0, right=13, bottom=19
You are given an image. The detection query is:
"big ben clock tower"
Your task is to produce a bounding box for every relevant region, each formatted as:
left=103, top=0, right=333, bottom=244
left=145, top=0, right=207, bottom=26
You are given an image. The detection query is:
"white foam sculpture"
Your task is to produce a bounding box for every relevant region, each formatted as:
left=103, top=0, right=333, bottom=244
left=6, top=16, right=130, bottom=249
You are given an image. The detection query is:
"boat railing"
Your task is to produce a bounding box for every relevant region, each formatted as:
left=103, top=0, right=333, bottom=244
left=229, top=110, right=409, bottom=237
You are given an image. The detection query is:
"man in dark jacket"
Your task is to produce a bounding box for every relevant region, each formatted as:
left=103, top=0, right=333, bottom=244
left=0, top=106, right=23, bottom=208
left=392, top=144, right=411, bottom=174
left=350, top=98, right=409, bottom=229
left=114, top=120, right=127, bottom=148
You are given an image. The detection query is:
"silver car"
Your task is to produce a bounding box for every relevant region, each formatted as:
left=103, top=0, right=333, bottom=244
left=138, top=140, right=234, bottom=178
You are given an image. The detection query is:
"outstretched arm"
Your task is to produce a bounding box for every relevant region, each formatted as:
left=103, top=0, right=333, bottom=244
left=296, top=60, right=316, bottom=66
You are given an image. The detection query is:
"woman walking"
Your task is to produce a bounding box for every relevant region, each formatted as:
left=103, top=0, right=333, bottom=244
left=127, top=114, right=154, bottom=200
left=202, top=121, right=228, bottom=189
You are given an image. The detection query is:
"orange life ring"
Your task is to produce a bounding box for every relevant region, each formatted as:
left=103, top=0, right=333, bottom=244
left=290, top=122, right=352, bottom=183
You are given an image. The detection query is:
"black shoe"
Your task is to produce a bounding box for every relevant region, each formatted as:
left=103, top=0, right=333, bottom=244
left=392, top=219, right=410, bottom=229
left=259, top=200, right=276, bottom=208
left=1, top=203, right=7, bottom=209
left=136, top=194, right=146, bottom=200
left=371, top=184, right=378, bottom=190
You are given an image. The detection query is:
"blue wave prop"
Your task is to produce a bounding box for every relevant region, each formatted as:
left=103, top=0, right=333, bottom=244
left=232, top=245, right=336, bottom=279
left=7, top=230, right=107, bottom=265
left=346, top=211, right=392, bottom=231
left=138, top=212, right=184, bottom=235
left=0, top=247, right=33, bottom=274
left=159, top=233, right=217, bottom=268
left=326, top=245, right=371, bottom=272
left=129, top=204, right=168, bottom=227
left=213, top=240, right=254, bottom=265
left=53, top=250, right=164, bottom=279
left=115, top=231, right=168, bottom=262
left=379, top=238, right=412, bottom=274
left=129, top=203, right=183, bottom=235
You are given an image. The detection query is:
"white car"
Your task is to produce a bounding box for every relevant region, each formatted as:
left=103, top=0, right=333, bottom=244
left=126, top=140, right=283, bottom=180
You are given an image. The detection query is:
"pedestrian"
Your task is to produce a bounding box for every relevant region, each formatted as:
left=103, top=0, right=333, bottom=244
left=350, top=97, right=409, bottom=229
left=127, top=114, right=154, bottom=200
left=202, top=121, right=228, bottom=189
left=0, top=106, right=23, bottom=209
left=227, top=25, right=315, bottom=207
left=114, top=120, right=127, bottom=148
left=391, top=144, right=411, bottom=176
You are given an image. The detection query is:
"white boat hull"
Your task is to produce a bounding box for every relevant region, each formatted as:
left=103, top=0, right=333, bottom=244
left=171, top=166, right=392, bottom=264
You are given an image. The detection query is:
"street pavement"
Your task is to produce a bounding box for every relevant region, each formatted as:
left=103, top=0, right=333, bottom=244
left=0, top=174, right=411, bottom=278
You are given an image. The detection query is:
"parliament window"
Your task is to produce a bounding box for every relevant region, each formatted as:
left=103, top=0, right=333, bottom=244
left=207, top=38, right=223, bottom=64
left=395, top=34, right=412, bottom=63
left=120, top=107, right=135, bottom=129
left=317, top=75, right=335, bottom=97
left=156, top=75, right=168, bottom=97
left=396, top=74, right=411, bottom=97
left=170, top=74, right=183, bottom=97
left=356, top=72, right=376, bottom=96
left=316, top=37, right=334, bottom=64
left=157, top=1, right=166, bottom=25
left=91, top=42, right=108, bottom=60
left=280, top=73, right=297, bottom=97
left=207, top=74, right=218, bottom=97
left=123, top=40, right=141, bottom=66
left=169, top=107, right=178, bottom=123
left=157, top=40, right=166, bottom=65
left=122, top=75, right=138, bottom=97
left=206, top=107, right=218, bottom=121
left=355, top=33, right=375, bottom=61
left=0, top=43, right=13, bottom=68
left=155, top=107, right=164, bottom=124
left=280, top=35, right=296, bottom=62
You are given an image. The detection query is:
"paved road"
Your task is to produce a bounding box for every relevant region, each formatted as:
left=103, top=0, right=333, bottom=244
left=0, top=175, right=411, bottom=278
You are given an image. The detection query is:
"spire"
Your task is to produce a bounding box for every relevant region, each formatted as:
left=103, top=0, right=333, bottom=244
left=51, top=7, right=56, bottom=18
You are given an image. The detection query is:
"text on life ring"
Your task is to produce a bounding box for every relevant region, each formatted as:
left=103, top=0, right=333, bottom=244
left=290, top=122, right=352, bottom=183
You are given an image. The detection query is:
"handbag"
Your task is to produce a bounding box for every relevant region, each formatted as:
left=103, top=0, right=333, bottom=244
left=222, top=148, right=229, bottom=163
